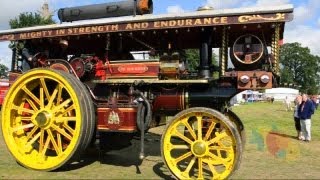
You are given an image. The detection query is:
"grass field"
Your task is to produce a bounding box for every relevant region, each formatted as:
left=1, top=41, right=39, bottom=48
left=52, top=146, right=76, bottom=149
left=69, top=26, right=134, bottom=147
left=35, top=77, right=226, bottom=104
left=0, top=102, right=320, bottom=179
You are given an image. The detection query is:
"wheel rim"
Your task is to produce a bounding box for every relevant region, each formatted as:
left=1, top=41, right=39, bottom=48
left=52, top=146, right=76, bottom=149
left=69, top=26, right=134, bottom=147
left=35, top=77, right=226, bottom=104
left=2, top=69, right=83, bottom=170
left=162, top=108, right=241, bottom=179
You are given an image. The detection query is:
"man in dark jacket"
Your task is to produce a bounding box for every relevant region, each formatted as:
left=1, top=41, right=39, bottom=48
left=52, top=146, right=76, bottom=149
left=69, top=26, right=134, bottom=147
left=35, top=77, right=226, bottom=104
left=298, top=94, right=315, bottom=142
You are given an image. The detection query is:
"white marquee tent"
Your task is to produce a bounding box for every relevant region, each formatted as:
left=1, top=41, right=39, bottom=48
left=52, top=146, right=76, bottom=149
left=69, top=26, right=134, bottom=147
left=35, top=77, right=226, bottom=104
left=265, top=88, right=299, bottom=102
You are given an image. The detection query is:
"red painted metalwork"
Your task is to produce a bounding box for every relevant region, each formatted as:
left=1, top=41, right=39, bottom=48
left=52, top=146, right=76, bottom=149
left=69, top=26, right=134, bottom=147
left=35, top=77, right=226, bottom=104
left=97, top=107, right=137, bottom=132
left=153, top=90, right=184, bottom=111
left=106, top=62, right=159, bottom=78
left=0, top=79, right=9, bottom=105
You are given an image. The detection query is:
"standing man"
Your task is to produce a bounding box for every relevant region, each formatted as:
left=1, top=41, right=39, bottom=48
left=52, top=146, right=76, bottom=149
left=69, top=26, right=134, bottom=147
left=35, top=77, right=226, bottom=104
left=298, top=94, right=315, bottom=142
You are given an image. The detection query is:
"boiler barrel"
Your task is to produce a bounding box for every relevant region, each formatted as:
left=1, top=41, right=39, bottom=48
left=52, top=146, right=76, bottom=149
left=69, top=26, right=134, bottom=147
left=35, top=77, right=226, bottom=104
left=58, top=0, right=153, bottom=22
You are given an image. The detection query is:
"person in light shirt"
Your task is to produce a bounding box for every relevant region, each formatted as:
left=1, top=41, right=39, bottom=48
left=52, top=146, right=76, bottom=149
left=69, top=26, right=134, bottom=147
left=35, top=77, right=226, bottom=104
left=293, top=95, right=303, bottom=140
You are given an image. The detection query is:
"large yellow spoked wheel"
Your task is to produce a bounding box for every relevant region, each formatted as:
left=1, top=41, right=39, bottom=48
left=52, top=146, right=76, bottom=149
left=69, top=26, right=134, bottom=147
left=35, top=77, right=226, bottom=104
left=161, top=107, right=242, bottom=179
left=1, top=68, right=95, bottom=171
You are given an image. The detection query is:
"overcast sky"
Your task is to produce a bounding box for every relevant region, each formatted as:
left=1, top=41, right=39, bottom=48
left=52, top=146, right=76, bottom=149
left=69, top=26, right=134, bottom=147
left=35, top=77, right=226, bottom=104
left=0, top=0, right=319, bottom=68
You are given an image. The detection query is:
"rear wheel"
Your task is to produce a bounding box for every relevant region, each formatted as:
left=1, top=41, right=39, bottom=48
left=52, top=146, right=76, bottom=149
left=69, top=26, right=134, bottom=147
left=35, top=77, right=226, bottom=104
left=161, top=107, right=242, bottom=179
left=1, top=68, right=95, bottom=171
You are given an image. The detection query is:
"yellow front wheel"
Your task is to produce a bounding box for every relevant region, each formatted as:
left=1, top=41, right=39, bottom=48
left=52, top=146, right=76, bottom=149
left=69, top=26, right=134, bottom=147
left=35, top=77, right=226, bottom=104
left=161, top=107, right=242, bottom=179
left=1, top=68, right=95, bottom=171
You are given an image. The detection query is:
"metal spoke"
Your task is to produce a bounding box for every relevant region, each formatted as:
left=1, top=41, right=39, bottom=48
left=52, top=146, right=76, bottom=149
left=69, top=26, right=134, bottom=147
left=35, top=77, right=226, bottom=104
left=25, top=131, right=41, bottom=147
left=40, top=78, right=51, bottom=101
left=26, top=126, right=39, bottom=140
left=57, top=133, right=63, bottom=153
left=47, top=129, right=61, bottom=155
left=47, top=86, right=58, bottom=108
left=175, top=151, right=193, bottom=164
left=39, top=129, right=44, bottom=153
left=209, top=146, right=232, bottom=151
left=170, top=144, right=190, bottom=150
left=208, top=132, right=227, bottom=145
left=62, top=105, right=75, bottom=116
left=198, top=158, right=204, bottom=179
left=56, top=84, right=63, bottom=106
left=63, top=123, right=75, bottom=135
left=51, top=124, right=73, bottom=141
left=204, top=121, right=216, bottom=141
left=52, top=99, right=72, bottom=113
left=182, top=121, right=197, bottom=140
left=197, top=116, right=202, bottom=140
left=12, top=123, right=34, bottom=133
left=208, top=152, right=229, bottom=166
left=175, top=130, right=193, bottom=144
left=12, top=105, right=35, bottom=115
left=40, top=87, right=44, bottom=108
left=21, top=117, right=32, bottom=121
left=22, top=86, right=41, bottom=106
left=55, top=116, right=77, bottom=123
left=25, top=98, right=39, bottom=112
left=207, top=163, right=219, bottom=178
left=41, top=135, right=50, bottom=156
left=183, top=157, right=196, bottom=175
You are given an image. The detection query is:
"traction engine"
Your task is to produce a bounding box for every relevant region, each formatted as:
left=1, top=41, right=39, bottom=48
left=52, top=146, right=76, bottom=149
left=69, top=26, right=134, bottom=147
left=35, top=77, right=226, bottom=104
left=0, top=0, right=293, bottom=179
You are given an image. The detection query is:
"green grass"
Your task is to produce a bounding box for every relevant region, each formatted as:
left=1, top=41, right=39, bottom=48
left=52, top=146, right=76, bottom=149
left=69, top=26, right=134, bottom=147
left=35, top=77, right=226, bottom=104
left=231, top=102, right=320, bottom=179
left=0, top=102, right=319, bottom=179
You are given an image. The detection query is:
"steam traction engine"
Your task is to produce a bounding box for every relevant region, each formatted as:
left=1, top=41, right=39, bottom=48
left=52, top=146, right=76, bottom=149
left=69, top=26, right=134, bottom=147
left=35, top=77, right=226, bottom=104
left=0, top=0, right=293, bottom=179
